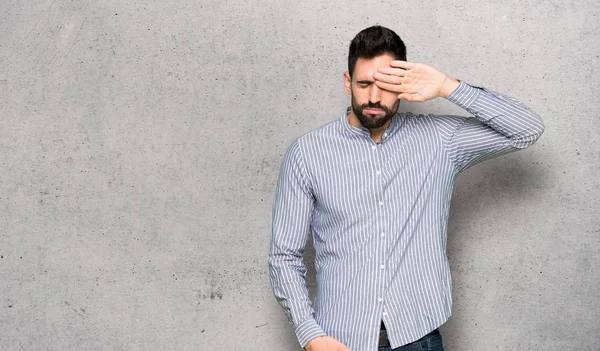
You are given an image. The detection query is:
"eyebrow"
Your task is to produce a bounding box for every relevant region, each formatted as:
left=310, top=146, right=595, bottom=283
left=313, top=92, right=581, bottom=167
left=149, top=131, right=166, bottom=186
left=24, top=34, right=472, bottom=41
left=356, top=80, right=374, bottom=84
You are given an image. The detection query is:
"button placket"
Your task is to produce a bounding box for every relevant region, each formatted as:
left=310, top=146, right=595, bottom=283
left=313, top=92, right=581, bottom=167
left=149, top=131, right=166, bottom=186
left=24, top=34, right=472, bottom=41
left=372, top=141, right=387, bottom=310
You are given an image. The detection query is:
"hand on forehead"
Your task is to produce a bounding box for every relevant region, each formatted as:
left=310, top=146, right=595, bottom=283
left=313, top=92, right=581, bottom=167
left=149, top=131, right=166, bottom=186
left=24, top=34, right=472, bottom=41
left=353, top=54, right=397, bottom=81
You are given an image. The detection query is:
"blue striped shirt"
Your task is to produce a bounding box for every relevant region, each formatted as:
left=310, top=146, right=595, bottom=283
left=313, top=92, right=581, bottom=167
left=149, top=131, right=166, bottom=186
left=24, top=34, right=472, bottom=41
left=268, top=81, right=544, bottom=351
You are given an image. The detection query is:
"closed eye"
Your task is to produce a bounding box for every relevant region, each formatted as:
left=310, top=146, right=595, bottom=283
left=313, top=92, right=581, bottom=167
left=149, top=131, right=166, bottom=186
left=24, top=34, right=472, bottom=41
left=356, top=80, right=373, bottom=88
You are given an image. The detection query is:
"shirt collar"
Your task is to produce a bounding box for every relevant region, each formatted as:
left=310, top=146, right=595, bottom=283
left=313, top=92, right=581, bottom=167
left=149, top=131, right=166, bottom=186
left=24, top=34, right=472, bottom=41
left=340, top=107, right=404, bottom=143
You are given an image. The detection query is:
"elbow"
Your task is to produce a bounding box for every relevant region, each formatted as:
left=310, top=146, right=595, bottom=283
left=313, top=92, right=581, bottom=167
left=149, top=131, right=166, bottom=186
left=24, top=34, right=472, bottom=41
left=535, top=114, right=545, bottom=138
left=268, top=249, right=279, bottom=271
left=514, top=114, right=545, bottom=149
left=531, top=116, right=545, bottom=144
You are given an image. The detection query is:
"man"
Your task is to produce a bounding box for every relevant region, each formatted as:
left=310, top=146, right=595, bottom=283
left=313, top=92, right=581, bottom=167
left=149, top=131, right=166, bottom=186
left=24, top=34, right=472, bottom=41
left=268, top=25, right=544, bottom=351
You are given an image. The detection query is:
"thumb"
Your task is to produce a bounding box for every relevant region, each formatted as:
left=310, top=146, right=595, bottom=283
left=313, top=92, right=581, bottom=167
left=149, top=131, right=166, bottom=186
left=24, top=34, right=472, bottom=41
left=399, top=92, right=427, bottom=102
left=397, top=93, right=411, bottom=101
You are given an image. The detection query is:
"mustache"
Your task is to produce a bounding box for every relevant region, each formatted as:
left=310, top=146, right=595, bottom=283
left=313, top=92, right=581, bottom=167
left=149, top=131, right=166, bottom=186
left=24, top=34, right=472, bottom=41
left=360, top=102, right=389, bottom=112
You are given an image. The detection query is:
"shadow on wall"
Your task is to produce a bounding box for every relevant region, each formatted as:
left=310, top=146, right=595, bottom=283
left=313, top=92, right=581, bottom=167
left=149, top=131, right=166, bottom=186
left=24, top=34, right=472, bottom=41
left=305, top=237, right=317, bottom=300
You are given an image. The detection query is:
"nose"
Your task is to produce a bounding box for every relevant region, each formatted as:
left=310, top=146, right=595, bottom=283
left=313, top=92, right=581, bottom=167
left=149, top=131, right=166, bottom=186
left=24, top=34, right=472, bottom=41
left=369, top=83, right=381, bottom=104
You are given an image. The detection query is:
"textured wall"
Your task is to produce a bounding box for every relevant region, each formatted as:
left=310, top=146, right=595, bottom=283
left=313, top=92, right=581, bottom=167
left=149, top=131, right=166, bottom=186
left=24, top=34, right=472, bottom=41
left=1, top=0, right=598, bottom=350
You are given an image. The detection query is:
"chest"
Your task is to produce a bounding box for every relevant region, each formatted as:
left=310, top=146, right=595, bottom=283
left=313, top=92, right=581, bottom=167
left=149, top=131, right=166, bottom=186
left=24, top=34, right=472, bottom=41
left=306, top=125, right=450, bottom=215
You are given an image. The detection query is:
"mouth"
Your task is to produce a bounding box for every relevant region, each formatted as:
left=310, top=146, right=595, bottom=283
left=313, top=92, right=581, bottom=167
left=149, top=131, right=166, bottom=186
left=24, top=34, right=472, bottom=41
left=363, top=108, right=385, bottom=115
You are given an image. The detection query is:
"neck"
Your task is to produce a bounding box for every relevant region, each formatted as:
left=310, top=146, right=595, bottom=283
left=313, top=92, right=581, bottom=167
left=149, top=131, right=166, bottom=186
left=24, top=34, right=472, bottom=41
left=347, top=110, right=391, bottom=143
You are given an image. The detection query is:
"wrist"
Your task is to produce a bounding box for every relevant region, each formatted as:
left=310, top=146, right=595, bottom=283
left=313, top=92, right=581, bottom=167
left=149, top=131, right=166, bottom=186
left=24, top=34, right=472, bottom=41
left=304, top=336, right=322, bottom=351
left=439, top=76, right=460, bottom=98
left=296, top=318, right=326, bottom=348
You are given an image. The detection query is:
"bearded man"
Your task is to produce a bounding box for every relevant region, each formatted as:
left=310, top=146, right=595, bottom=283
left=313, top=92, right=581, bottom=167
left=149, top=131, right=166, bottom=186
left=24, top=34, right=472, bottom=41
left=268, top=25, right=544, bottom=351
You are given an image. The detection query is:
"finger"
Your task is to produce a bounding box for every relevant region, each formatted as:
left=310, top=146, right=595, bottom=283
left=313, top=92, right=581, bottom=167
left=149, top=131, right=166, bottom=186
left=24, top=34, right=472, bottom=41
left=375, top=80, right=407, bottom=93
left=377, top=67, right=408, bottom=76
left=390, top=60, right=415, bottom=70
left=373, top=71, right=402, bottom=85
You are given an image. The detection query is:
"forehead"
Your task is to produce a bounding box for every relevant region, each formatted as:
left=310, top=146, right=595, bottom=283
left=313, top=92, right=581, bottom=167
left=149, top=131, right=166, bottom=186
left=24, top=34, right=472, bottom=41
left=353, top=53, right=395, bottom=80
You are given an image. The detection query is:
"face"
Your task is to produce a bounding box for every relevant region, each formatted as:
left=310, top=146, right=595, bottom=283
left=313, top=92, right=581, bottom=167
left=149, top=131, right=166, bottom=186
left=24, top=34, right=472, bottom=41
left=344, top=53, right=400, bottom=129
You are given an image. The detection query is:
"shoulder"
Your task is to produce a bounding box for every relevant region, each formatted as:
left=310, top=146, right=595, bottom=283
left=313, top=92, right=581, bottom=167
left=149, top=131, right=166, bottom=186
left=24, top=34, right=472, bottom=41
left=401, top=112, right=439, bottom=129
left=279, top=117, right=342, bottom=161
left=294, top=117, right=343, bottom=149
left=300, top=118, right=341, bottom=139
left=403, top=112, right=467, bottom=130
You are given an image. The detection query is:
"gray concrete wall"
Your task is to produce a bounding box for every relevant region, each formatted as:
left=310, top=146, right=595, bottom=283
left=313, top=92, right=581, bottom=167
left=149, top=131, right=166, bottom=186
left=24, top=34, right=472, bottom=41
left=1, top=0, right=598, bottom=350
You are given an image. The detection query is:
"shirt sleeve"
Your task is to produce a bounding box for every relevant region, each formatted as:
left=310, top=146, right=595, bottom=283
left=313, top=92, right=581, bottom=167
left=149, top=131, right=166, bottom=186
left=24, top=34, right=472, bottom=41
left=268, top=138, right=326, bottom=348
left=434, top=80, right=545, bottom=173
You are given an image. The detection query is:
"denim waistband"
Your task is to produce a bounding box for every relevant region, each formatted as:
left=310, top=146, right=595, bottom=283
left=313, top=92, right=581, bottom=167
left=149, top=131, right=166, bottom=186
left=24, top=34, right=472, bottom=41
left=379, top=325, right=439, bottom=348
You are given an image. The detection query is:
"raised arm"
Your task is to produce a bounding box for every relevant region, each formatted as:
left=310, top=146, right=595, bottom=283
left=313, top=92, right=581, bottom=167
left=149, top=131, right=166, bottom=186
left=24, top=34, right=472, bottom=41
left=436, top=81, right=545, bottom=171
left=374, top=61, right=545, bottom=171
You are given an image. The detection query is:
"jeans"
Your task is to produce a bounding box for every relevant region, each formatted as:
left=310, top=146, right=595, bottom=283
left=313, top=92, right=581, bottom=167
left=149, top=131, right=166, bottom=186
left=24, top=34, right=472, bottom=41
left=377, top=330, right=444, bottom=351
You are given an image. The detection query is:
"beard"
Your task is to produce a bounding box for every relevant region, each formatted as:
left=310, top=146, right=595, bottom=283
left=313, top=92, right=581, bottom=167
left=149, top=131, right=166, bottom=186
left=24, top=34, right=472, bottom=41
left=351, top=94, right=399, bottom=129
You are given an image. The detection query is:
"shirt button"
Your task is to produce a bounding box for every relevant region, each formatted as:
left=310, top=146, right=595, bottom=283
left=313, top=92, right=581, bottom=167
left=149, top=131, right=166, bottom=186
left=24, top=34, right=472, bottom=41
left=380, top=232, right=385, bottom=237
left=378, top=297, right=383, bottom=303
left=372, top=145, right=377, bottom=150
left=379, top=201, right=384, bottom=206
left=380, top=265, right=385, bottom=270
left=376, top=170, right=381, bottom=176
left=383, top=311, right=388, bottom=316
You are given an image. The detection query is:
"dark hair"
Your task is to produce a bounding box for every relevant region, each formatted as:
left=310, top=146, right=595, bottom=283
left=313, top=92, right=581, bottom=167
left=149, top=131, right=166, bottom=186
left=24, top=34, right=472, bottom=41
left=348, top=25, right=407, bottom=78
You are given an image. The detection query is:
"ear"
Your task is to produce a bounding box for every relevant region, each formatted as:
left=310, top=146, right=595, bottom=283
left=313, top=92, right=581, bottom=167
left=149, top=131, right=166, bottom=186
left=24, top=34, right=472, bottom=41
left=343, top=71, right=353, bottom=95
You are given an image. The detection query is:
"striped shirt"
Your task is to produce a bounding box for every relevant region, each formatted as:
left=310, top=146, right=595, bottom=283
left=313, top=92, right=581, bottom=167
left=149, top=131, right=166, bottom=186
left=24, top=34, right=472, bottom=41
left=268, top=81, right=544, bottom=351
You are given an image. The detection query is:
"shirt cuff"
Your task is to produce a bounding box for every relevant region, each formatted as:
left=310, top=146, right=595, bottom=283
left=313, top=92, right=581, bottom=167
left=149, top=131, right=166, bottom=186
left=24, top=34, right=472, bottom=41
left=445, top=80, right=481, bottom=110
left=295, top=318, right=326, bottom=348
